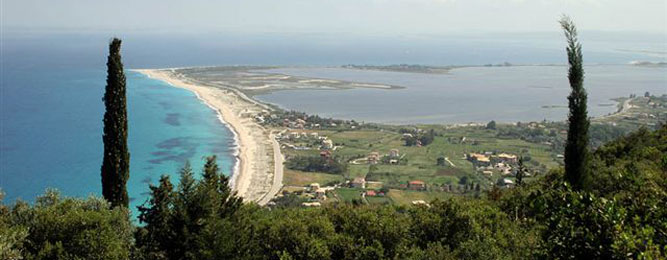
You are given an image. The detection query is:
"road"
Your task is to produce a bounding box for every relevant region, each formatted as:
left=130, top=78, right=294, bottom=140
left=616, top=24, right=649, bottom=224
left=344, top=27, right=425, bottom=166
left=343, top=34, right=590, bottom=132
left=257, top=131, right=284, bottom=206
left=595, top=97, right=635, bottom=122
left=445, top=157, right=456, bottom=167
left=620, top=98, right=633, bottom=113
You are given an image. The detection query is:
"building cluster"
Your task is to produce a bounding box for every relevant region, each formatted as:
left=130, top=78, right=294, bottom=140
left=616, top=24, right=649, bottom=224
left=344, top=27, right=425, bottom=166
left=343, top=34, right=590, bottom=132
left=284, top=118, right=311, bottom=129
left=429, top=182, right=479, bottom=193
left=349, top=177, right=425, bottom=191
left=277, top=130, right=338, bottom=151
left=366, top=149, right=401, bottom=165
left=466, top=152, right=520, bottom=177
left=407, top=180, right=426, bottom=190
left=497, top=178, right=515, bottom=188
left=259, top=110, right=362, bottom=130
left=276, top=182, right=337, bottom=207
left=363, top=189, right=386, bottom=197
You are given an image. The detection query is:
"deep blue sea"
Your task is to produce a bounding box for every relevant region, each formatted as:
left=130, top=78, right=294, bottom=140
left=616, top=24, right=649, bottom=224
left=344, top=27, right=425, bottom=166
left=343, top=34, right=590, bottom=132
left=1, top=31, right=665, bottom=213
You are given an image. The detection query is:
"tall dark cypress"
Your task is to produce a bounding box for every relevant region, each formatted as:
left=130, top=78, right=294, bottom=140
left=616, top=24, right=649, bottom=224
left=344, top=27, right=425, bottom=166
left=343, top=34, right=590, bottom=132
left=560, top=17, right=590, bottom=190
left=101, top=38, right=130, bottom=208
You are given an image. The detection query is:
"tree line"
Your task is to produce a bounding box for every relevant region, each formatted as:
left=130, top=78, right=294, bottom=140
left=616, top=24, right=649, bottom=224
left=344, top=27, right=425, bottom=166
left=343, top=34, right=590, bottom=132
left=285, top=156, right=347, bottom=174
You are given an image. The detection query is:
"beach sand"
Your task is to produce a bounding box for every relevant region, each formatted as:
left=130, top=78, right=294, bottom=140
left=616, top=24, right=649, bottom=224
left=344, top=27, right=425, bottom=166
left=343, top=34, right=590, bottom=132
left=134, top=69, right=283, bottom=205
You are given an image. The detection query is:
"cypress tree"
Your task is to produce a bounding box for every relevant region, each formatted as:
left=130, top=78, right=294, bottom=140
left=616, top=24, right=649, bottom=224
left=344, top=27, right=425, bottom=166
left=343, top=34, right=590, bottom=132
left=516, top=156, right=525, bottom=186
left=560, top=17, right=590, bottom=190
left=101, top=38, right=130, bottom=208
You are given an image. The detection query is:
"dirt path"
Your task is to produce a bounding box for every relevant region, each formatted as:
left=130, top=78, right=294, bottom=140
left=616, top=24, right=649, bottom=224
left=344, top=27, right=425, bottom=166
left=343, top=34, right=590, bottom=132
left=445, top=157, right=456, bottom=167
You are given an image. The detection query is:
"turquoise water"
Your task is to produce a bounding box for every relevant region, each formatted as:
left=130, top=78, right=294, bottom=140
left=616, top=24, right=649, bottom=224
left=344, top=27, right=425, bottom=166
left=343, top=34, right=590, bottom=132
left=124, top=72, right=236, bottom=210
left=0, top=67, right=236, bottom=213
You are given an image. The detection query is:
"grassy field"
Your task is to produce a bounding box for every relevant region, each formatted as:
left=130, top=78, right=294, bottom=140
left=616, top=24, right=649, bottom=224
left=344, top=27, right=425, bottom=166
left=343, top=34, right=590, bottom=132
left=282, top=169, right=344, bottom=187
left=334, top=188, right=364, bottom=202
left=365, top=196, right=393, bottom=205
left=276, top=96, right=667, bottom=207
left=280, top=126, right=557, bottom=190
left=271, top=94, right=667, bottom=207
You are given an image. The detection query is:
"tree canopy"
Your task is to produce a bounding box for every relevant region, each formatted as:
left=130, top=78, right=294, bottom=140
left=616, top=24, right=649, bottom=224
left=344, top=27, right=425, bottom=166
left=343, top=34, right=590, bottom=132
left=101, top=38, right=130, bottom=208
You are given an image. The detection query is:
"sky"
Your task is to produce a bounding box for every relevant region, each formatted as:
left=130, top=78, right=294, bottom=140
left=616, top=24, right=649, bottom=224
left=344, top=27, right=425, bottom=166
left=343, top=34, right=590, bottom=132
left=2, top=0, right=666, bottom=35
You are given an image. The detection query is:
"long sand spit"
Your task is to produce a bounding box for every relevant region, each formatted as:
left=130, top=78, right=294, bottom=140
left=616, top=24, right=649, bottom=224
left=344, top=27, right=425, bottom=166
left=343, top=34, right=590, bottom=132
left=134, top=69, right=283, bottom=205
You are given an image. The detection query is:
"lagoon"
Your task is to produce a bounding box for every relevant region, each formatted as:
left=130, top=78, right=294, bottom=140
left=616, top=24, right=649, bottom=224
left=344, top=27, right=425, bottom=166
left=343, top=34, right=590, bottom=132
left=255, top=65, right=667, bottom=124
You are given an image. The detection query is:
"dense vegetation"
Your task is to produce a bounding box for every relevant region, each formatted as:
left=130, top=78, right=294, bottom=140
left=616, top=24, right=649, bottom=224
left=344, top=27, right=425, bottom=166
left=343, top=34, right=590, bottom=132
left=400, top=128, right=436, bottom=146
left=285, top=156, right=347, bottom=174
left=2, top=125, right=664, bottom=259
left=261, top=110, right=366, bottom=131
left=497, top=121, right=635, bottom=154
left=134, top=156, right=242, bottom=259
left=101, top=38, right=130, bottom=208
left=0, top=191, right=133, bottom=260
left=499, top=124, right=667, bottom=259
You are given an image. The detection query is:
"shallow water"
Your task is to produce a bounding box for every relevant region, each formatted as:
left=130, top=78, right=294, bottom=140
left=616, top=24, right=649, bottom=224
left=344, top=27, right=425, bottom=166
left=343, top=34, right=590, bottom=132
left=256, top=65, right=667, bottom=124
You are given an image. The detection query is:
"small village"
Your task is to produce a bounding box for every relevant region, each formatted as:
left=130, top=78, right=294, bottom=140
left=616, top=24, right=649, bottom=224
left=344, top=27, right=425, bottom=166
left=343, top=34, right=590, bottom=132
left=465, top=151, right=525, bottom=188
left=266, top=113, right=535, bottom=207
left=257, top=94, right=667, bottom=208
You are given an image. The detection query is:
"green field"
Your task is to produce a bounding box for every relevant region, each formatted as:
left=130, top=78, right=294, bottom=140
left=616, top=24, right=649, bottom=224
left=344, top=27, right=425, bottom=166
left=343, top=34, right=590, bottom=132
left=365, top=196, right=393, bottom=205
left=334, top=188, right=364, bottom=202
left=282, top=169, right=344, bottom=186
left=277, top=108, right=667, bottom=207
left=281, top=126, right=558, bottom=191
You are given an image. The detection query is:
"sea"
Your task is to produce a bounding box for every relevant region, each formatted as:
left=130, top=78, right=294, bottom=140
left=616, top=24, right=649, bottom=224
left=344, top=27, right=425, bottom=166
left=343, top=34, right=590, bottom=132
left=1, top=31, right=665, bottom=213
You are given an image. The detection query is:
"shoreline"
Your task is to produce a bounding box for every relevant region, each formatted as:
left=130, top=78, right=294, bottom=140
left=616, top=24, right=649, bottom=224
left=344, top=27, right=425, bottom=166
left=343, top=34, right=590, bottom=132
left=134, top=69, right=282, bottom=204
left=133, top=66, right=654, bottom=205
left=187, top=88, right=242, bottom=189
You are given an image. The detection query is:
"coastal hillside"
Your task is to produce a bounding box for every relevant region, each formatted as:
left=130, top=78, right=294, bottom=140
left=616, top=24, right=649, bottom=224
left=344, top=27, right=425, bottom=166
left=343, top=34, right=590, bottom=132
left=3, top=1, right=666, bottom=259
left=2, top=124, right=665, bottom=259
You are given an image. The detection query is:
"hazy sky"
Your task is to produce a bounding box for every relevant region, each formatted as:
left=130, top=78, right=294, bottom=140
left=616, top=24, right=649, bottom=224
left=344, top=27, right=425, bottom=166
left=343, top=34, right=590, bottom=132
left=2, top=0, right=666, bottom=35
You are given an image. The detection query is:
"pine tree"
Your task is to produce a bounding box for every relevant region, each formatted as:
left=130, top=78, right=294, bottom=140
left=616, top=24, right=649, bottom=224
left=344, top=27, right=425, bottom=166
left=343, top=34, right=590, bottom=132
left=101, top=38, right=130, bottom=208
left=199, top=156, right=242, bottom=218
left=176, top=162, right=199, bottom=221
left=172, top=162, right=202, bottom=260
left=137, top=175, right=175, bottom=259
left=202, top=156, right=220, bottom=187
left=560, top=16, right=590, bottom=190
left=136, top=158, right=243, bottom=258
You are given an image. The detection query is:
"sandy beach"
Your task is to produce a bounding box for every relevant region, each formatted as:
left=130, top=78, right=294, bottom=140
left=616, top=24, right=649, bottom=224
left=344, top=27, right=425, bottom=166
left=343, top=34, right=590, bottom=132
left=134, top=69, right=283, bottom=205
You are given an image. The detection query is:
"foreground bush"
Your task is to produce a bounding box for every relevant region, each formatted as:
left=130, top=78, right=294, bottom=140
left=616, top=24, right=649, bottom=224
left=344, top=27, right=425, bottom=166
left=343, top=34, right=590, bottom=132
left=0, top=190, right=133, bottom=260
